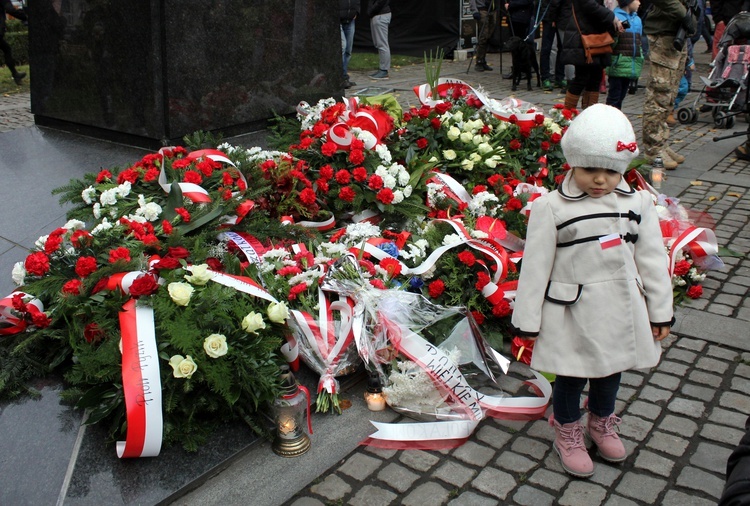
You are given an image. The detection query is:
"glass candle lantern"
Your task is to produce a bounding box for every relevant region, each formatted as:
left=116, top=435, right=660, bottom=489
left=364, top=370, right=386, bottom=412
left=272, top=366, right=312, bottom=457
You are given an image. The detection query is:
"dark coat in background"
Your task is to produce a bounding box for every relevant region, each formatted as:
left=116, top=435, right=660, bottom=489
left=551, top=0, right=616, bottom=66
left=340, top=0, right=361, bottom=21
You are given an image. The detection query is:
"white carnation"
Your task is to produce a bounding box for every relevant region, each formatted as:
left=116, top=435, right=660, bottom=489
left=92, top=218, right=113, bottom=235
left=99, top=188, right=118, bottom=206
left=11, top=262, right=26, bottom=286
left=136, top=202, right=163, bottom=222
left=82, top=186, right=96, bottom=205
left=442, top=233, right=463, bottom=247
left=63, top=219, right=86, bottom=231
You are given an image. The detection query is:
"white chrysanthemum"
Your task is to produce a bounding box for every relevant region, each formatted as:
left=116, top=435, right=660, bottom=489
left=318, top=242, right=349, bottom=257
left=135, top=202, right=163, bottom=221
left=82, top=186, right=96, bottom=205
left=124, top=214, right=148, bottom=224
left=426, top=183, right=445, bottom=206
left=442, top=233, right=463, bottom=247
left=11, top=262, right=26, bottom=286
left=345, top=222, right=382, bottom=241
left=471, top=230, right=489, bottom=239
left=99, top=188, right=118, bottom=206
left=63, top=219, right=86, bottom=231
left=92, top=218, right=113, bottom=235
left=288, top=269, right=323, bottom=286
left=375, top=144, right=392, bottom=164
left=261, top=248, right=292, bottom=261
left=117, top=181, right=132, bottom=198
left=690, top=269, right=706, bottom=282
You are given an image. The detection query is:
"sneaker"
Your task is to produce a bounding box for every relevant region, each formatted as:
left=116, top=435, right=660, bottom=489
left=586, top=413, right=627, bottom=463
left=552, top=418, right=594, bottom=478
left=665, top=146, right=685, bottom=164
left=735, top=144, right=750, bottom=161
left=13, top=71, right=26, bottom=85
left=542, top=79, right=555, bottom=91
left=556, top=79, right=568, bottom=89
left=369, top=70, right=389, bottom=80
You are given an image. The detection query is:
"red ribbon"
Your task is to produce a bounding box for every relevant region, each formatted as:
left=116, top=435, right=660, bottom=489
left=616, top=141, right=638, bottom=152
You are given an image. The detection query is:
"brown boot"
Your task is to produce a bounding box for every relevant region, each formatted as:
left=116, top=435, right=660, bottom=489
left=564, top=91, right=580, bottom=111
left=581, top=91, right=600, bottom=110
left=666, top=110, right=677, bottom=126
left=665, top=146, right=685, bottom=164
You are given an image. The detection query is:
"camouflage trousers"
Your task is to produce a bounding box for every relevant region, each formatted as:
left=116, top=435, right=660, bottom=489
left=643, top=34, right=687, bottom=156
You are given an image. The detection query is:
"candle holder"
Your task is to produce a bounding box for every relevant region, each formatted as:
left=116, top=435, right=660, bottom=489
left=650, top=166, right=664, bottom=189
left=272, top=366, right=312, bottom=457
left=364, top=370, right=386, bottom=412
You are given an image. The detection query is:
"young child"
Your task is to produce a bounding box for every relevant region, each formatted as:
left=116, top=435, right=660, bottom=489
left=511, top=104, right=674, bottom=478
left=605, top=0, right=644, bottom=109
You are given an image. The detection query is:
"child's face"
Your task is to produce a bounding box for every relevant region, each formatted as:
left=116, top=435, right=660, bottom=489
left=572, top=167, right=622, bottom=198
left=626, top=0, right=640, bottom=12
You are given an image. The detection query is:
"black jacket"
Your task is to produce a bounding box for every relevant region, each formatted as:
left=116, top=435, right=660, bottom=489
left=508, top=0, right=535, bottom=24
left=553, top=0, right=615, bottom=66
left=719, top=415, right=750, bottom=506
left=1, top=0, right=28, bottom=34
left=340, top=0, right=361, bottom=22
left=712, top=0, right=750, bottom=24
left=367, top=0, right=390, bottom=17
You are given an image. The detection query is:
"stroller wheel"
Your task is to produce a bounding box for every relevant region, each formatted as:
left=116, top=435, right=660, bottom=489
left=727, top=115, right=736, bottom=129
left=677, top=108, right=694, bottom=124
left=715, top=112, right=728, bottom=128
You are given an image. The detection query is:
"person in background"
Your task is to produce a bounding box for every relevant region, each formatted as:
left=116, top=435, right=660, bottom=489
left=506, top=0, right=535, bottom=42
left=471, top=0, right=500, bottom=71
left=540, top=0, right=567, bottom=89
left=1, top=0, right=28, bottom=85
left=340, top=0, right=360, bottom=89
left=711, top=0, right=746, bottom=58
left=641, top=0, right=697, bottom=169
left=511, top=104, right=674, bottom=479
left=368, top=0, right=391, bottom=80
left=718, top=414, right=750, bottom=505
left=606, top=0, right=645, bottom=109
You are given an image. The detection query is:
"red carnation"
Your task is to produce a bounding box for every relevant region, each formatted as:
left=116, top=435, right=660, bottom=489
left=197, top=159, right=219, bottom=177
left=117, top=167, right=139, bottom=184
left=84, top=323, right=105, bottom=344
left=75, top=256, right=98, bottom=278
left=12, top=293, right=26, bottom=312
left=321, top=141, right=338, bottom=156
left=674, top=260, right=691, bottom=277
left=509, top=139, right=522, bottom=151
left=172, top=159, right=192, bottom=170
left=175, top=207, right=191, bottom=223
left=108, top=247, right=131, bottom=264
left=470, top=310, right=485, bottom=325
left=129, top=274, right=160, bottom=297
left=144, top=167, right=160, bottom=182
left=368, top=174, right=384, bottom=190
left=472, top=185, right=487, bottom=195
left=339, top=186, right=356, bottom=202
left=475, top=271, right=490, bottom=290
left=287, top=283, right=308, bottom=301
left=335, top=169, right=351, bottom=184
left=506, top=197, right=523, bottom=211
left=70, top=230, right=93, bottom=248
left=687, top=285, right=703, bottom=299
left=183, top=170, right=203, bottom=184
left=62, top=279, right=83, bottom=295
left=319, top=164, right=334, bottom=180
left=300, top=187, right=317, bottom=206
left=491, top=299, right=512, bottom=317
left=416, top=137, right=429, bottom=149
left=44, top=234, right=63, bottom=254
left=352, top=166, right=368, bottom=182
left=96, top=169, right=113, bottom=183
left=25, top=252, right=50, bottom=276
left=376, top=188, right=395, bottom=205
left=349, top=149, right=365, bottom=165
left=428, top=279, right=446, bottom=298
left=457, top=251, right=476, bottom=267
left=162, top=220, right=174, bottom=235
left=26, top=306, right=51, bottom=328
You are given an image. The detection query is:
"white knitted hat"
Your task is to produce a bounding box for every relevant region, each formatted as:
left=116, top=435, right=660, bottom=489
left=560, top=103, right=639, bottom=174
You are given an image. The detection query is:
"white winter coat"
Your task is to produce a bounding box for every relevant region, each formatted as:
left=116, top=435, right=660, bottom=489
left=510, top=172, right=674, bottom=378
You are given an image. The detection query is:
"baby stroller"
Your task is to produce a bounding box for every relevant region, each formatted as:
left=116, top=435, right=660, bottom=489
left=678, top=12, right=750, bottom=129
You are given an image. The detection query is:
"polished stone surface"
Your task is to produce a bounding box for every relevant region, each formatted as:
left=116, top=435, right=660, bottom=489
left=28, top=0, right=341, bottom=143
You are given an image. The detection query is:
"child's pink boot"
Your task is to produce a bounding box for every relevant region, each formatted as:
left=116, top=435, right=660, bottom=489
left=551, top=417, right=594, bottom=478
left=587, top=413, right=627, bottom=462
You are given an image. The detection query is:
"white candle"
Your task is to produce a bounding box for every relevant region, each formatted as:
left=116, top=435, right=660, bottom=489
left=650, top=167, right=664, bottom=189
left=365, top=392, right=386, bottom=411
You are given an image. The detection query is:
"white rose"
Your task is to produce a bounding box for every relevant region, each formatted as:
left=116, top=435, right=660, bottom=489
left=461, top=159, right=474, bottom=171
left=477, top=142, right=493, bottom=155
left=241, top=311, right=266, bottom=334
left=169, top=355, right=198, bottom=378
left=428, top=156, right=438, bottom=163
left=453, top=111, right=464, bottom=122
left=447, top=126, right=461, bottom=141
left=459, top=132, right=473, bottom=143
left=443, top=149, right=457, bottom=161
left=485, top=158, right=498, bottom=169
left=203, top=334, right=228, bottom=358
left=185, top=264, right=213, bottom=286
left=168, top=282, right=194, bottom=306
left=267, top=301, right=290, bottom=323
left=11, top=262, right=25, bottom=286
left=472, top=134, right=484, bottom=146
left=470, top=153, right=482, bottom=163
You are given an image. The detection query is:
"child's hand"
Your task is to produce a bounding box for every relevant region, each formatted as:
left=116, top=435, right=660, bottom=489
left=652, top=325, right=670, bottom=341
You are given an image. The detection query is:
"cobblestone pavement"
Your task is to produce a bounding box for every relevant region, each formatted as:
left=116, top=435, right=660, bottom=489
left=3, top=50, right=750, bottom=506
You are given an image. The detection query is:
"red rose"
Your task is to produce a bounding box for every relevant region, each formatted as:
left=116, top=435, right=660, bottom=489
left=376, top=188, right=395, bottom=205
left=520, top=126, right=532, bottom=138
left=379, top=257, right=402, bottom=277
left=540, top=141, right=550, bottom=151
left=62, top=279, right=83, bottom=295
left=430, top=117, right=442, bottom=130
left=129, top=274, right=160, bottom=297
left=368, top=174, right=384, bottom=190
left=299, top=187, right=317, bottom=206
left=551, top=132, right=562, bottom=143
left=321, top=141, right=338, bottom=156
left=25, top=252, right=50, bottom=276
left=509, top=139, right=522, bottom=150
left=349, top=149, right=365, bottom=165
left=153, top=256, right=181, bottom=271
left=535, top=114, right=545, bottom=125
left=487, top=174, right=503, bottom=186
left=84, top=323, right=105, bottom=344
left=686, top=285, right=703, bottom=299
left=435, top=102, right=452, bottom=114
left=75, top=256, right=98, bottom=277
left=674, top=260, right=691, bottom=276
left=339, top=186, right=356, bottom=202
left=428, top=279, right=446, bottom=298
left=417, top=106, right=431, bottom=118
left=167, top=246, right=190, bottom=259
left=335, top=169, right=351, bottom=184
left=457, top=251, right=476, bottom=267
left=417, top=137, right=429, bottom=149
left=108, top=247, right=131, bottom=264
left=206, top=257, right=223, bottom=271
left=352, top=166, right=368, bottom=182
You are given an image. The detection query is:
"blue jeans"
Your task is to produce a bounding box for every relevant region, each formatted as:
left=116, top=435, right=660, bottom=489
left=553, top=373, right=621, bottom=424
left=341, top=19, right=355, bottom=80
left=370, top=13, right=391, bottom=72
left=540, top=21, right=564, bottom=82
left=606, top=76, right=631, bottom=109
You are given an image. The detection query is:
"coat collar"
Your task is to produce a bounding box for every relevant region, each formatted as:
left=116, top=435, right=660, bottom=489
left=558, top=170, right=636, bottom=201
